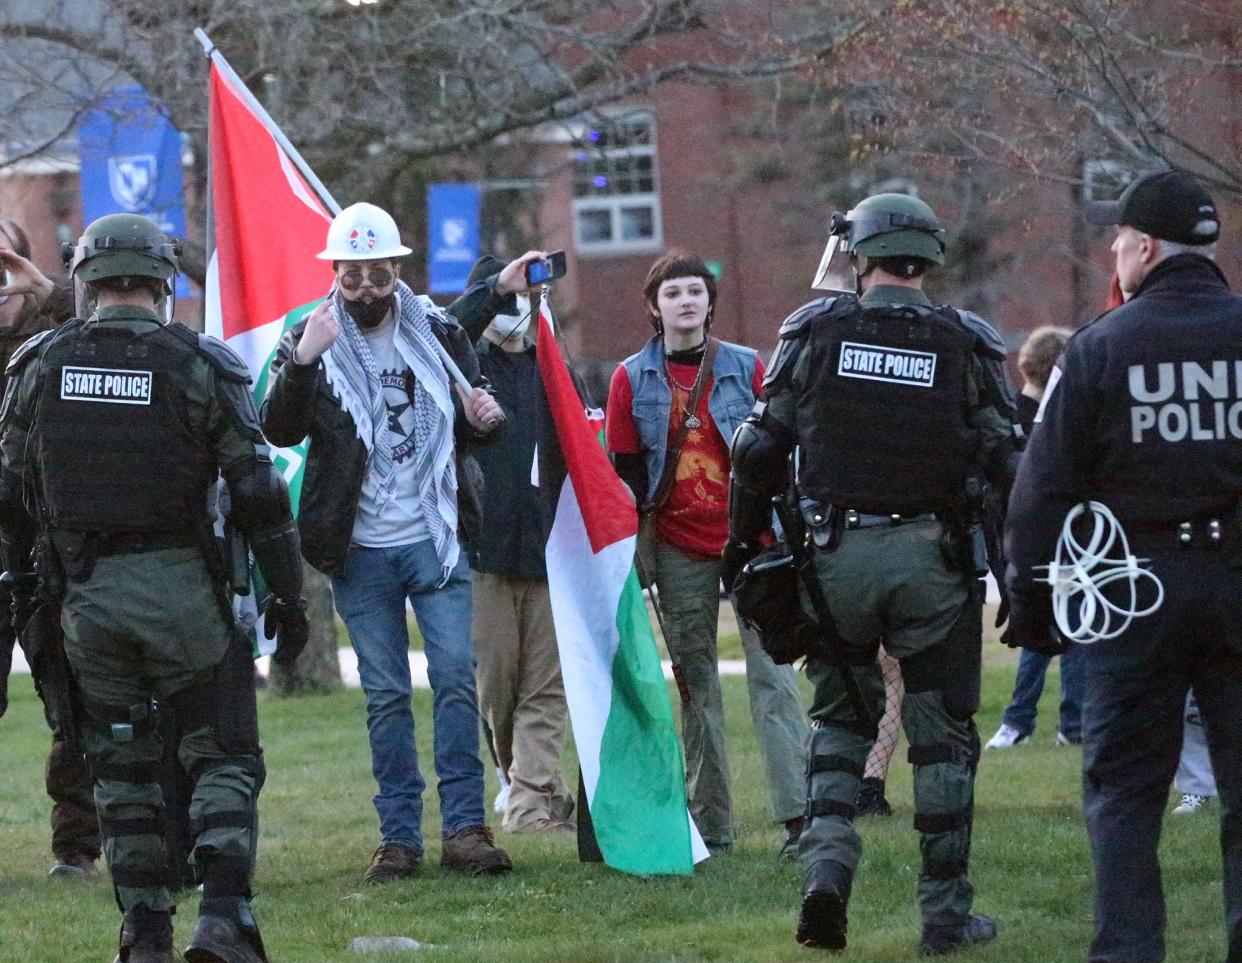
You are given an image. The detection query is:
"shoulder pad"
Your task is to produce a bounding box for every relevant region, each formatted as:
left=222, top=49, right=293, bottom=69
left=5, top=327, right=60, bottom=378
left=949, top=308, right=1008, bottom=361
left=777, top=295, right=855, bottom=339
left=195, top=333, right=253, bottom=384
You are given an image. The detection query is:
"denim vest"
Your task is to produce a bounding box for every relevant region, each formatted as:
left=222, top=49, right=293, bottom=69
left=621, top=335, right=759, bottom=507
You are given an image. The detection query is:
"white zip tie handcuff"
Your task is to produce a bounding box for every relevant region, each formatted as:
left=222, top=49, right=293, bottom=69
left=1033, top=501, right=1164, bottom=644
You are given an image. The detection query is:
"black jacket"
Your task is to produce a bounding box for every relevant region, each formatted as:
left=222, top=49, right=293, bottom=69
left=261, top=283, right=508, bottom=575
left=1006, top=254, right=1242, bottom=600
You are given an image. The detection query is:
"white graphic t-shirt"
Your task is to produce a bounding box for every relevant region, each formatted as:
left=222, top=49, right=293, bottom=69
left=351, top=316, right=429, bottom=547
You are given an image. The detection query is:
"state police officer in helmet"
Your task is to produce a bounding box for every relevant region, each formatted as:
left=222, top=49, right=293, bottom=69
left=725, top=192, right=1017, bottom=954
left=0, top=213, right=308, bottom=963
left=1007, top=170, right=1242, bottom=962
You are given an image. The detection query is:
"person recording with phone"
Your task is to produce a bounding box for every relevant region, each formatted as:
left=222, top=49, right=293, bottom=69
left=463, top=251, right=587, bottom=835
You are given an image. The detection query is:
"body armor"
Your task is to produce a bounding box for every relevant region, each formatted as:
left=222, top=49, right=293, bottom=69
left=794, top=298, right=979, bottom=515
left=33, top=319, right=216, bottom=534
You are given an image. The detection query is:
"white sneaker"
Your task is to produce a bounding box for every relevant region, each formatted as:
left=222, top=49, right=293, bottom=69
left=492, top=769, right=511, bottom=814
left=985, top=724, right=1031, bottom=749
left=1172, top=793, right=1209, bottom=815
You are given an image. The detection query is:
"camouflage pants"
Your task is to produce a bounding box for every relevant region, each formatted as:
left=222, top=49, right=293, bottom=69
left=61, top=548, right=261, bottom=913
left=797, top=520, right=981, bottom=927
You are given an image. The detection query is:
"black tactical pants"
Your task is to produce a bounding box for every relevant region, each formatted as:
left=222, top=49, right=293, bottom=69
left=1082, top=550, right=1242, bottom=963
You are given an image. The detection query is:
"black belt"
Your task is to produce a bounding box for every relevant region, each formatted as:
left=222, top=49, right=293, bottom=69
left=843, top=510, right=938, bottom=530
left=94, top=532, right=199, bottom=557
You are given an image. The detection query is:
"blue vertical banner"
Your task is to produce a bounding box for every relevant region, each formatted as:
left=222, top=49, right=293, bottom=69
left=427, top=183, right=480, bottom=294
left=77, top=87, right=190, bottom=297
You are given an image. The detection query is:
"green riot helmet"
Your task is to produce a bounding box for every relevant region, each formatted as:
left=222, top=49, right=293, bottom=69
left=811, top=192, right=946, bottom=292
left=64, top=213, right=180, bottom=315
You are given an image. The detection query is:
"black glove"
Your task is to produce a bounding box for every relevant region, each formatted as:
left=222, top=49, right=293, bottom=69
left=721, top=538, right=760, bottom=595
left=1004, top=593, right=1068, bottom=657
left=263, top=595, right=309, bottom=669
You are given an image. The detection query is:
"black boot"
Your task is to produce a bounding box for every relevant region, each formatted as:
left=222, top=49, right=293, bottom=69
left=184, top=897, right=268, bottom=963
left=855, top=777, right=892, bottom=817
left=114, top=906, right=174, bottom=963
left=795, top=860, right=852, bottom=951
left=920, top=913, right=997, bottom=956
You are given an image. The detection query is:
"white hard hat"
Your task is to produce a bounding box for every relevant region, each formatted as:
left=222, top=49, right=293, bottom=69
left=317, top=202, right=413, bottom=260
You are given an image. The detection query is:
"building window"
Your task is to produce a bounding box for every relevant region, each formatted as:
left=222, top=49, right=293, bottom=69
left=571, top=114, right=662, bottom=255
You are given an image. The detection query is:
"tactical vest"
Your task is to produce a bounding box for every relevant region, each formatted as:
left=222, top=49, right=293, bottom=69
left=795, top=299, right=980, bottom=515
left=32, top=318, right=218, bottom=534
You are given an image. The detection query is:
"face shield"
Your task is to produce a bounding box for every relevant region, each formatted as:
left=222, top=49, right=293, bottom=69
left=811, top=211, right=856, bottom=292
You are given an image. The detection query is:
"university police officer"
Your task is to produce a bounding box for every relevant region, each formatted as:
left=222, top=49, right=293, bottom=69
left=1006, top=170, right=1242, bottom=963
left=0, top=213, right=308, bottom=963
left=726, top=192, right=1016, bottom=954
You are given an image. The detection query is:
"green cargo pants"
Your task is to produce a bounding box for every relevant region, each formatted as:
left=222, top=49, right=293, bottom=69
left=60, top=547, right=261, bottom=914
left=796, top=519, right=981, bottom=928
left=654, top=539, right=808, bottom=848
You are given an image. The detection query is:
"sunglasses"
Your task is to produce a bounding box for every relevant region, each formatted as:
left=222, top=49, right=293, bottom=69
left=338, top=268, right=394, bottom=291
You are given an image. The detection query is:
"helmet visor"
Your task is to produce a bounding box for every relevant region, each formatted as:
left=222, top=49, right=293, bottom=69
left=811, top=235, right=855, bottom=293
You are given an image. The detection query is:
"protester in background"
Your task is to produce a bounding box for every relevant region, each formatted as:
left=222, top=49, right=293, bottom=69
left=462, top=253, right=578, bottom=833
left=856, top=647, right=900, bottom=816
left=606, top=250, right=808, bottom=857
left=987, top=325, right=1084, bottom=749
left=262, top=203, right=515, bottom=883
left=0, top=218, right=100, bottom=881
left=1172, top=692, right=1216, bottom=815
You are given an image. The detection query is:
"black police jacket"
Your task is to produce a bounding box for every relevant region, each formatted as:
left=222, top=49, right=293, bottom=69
left=1006, top=253, right=1242, bottom=598
left=261, top=310, right=494, bottom=576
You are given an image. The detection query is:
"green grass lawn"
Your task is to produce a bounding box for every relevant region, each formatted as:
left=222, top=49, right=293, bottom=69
left=0, top=650, right=1227, bottom=962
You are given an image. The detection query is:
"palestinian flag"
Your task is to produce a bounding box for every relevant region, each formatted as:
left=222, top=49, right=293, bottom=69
left=535, top=301, right=708, bottom=876
left=202, top=59, right=333, bottom=512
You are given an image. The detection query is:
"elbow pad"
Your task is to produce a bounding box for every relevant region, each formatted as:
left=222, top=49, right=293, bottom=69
left=224, top=457, right=304, bottom=601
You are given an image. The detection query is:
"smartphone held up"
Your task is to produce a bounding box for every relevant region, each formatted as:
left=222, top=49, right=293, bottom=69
left=525, top=250, right=567, bottom=287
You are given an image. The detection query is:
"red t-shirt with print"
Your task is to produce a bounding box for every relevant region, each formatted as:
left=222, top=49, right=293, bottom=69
left=606, top=353, right=765, bottom=560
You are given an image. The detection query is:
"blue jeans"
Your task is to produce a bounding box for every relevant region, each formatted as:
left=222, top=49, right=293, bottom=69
left=1001, top=642, right=1085, bottom=739
left=332, top=540, right=485, bottom=852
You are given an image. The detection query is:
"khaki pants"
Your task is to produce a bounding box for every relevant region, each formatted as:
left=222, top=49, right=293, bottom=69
left=472, top=572, right=573, bottom=830
left=654, top=539, right=808, bottom=849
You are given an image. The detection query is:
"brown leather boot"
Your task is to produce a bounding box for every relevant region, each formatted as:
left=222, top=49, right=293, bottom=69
left=184, top=897, right=268, bottom=963
left=362, top=842, right=423, bottom=885
left=441, top=826, right=513, bottom=875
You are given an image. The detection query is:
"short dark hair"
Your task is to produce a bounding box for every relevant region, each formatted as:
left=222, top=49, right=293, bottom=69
left=1018, top=325, right=1073, bottom=390
left=88, top=275, right=165, bottom=301
left=0, top=218, right=33, bottom=260
left=643, top=251, right=717, bottom=332
left=868, top=255, right=934, bottom=279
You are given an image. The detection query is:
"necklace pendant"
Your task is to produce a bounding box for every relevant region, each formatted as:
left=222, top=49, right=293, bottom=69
left=684, top=414, right=702, bottom=430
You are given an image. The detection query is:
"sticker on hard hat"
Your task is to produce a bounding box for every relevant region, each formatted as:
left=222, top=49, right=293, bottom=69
left=837, top=342, right=937, bottom=388
left=349, top=227, right=378, bottom=252
left=60, top=366, right=153, bottom=405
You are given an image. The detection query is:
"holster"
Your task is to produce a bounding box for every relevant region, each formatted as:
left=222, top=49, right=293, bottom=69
left=734, top=547, right=825, bottom=666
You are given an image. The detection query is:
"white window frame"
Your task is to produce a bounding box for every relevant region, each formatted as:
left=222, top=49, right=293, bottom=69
left=570, top=112, right=663, bottom=257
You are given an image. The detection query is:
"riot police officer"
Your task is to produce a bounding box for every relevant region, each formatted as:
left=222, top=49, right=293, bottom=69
left=0, top=213, right=308, bottom=963
left=1006, top=170, right=1242, bottom=962
left=725, top=192, right=1016, bottom=954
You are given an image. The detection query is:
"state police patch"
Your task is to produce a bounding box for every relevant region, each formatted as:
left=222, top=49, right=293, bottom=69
left=837, top=342, right=937, bottom=388
left=60, top=366, right=153, bottom=405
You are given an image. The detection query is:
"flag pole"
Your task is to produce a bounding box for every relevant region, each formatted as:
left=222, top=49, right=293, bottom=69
left=193, top=26, right=475, bottom=395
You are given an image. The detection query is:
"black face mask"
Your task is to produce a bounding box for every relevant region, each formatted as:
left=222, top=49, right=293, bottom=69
left=341, top=292, right=394, bottom=329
